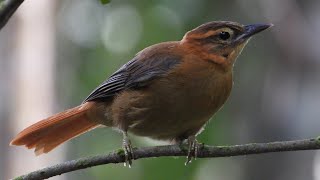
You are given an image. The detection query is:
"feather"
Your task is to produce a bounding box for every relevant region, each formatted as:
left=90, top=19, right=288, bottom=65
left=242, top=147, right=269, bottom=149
left=84, top=53, right=182, bottom=102
left=10, top=103, right=98, bottom=155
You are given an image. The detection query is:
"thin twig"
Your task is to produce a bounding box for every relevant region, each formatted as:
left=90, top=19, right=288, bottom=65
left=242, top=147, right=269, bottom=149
left=13, top=137, right=320, bottom=180
left=0, top=0, right=24, bottom=30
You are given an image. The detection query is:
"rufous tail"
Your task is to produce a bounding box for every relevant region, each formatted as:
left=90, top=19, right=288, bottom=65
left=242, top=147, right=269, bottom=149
left=10, top=102, right=99, bottom=155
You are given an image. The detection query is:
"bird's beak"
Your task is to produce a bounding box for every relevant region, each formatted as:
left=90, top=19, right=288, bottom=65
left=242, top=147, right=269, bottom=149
left=235, top=23, right=273, bottom=43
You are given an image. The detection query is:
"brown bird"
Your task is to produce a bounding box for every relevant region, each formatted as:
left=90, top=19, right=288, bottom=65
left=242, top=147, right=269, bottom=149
left=10, top=21, right=272, bottom=165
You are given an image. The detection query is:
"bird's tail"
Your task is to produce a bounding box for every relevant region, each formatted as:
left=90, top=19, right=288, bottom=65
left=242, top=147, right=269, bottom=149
left=10, top=102, right=99, bottom=155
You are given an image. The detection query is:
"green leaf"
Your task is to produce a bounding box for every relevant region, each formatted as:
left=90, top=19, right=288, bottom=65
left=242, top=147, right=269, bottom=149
left=100, top=0, right=111, bottom=4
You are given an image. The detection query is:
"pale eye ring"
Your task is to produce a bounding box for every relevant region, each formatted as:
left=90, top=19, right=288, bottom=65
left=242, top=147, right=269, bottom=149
left=219, top=31, right=230, bottom=40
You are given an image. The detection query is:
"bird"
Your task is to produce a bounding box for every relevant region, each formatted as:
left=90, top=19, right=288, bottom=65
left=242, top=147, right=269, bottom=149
left=10, top=21, right=272, bottom=166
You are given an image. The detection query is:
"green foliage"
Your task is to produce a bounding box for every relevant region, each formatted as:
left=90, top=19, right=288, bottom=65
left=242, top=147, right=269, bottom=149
left=100, top=0, right=110, bottom=5
left=12, top=176, right=23, bottom=180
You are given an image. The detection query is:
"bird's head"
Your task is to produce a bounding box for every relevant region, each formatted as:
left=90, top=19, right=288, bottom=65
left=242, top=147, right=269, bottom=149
left=181, top=21, right=272, bottom=70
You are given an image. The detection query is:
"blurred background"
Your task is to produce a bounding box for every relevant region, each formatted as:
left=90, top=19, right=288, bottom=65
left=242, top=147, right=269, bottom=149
left=1, top=0, right=320, bottom=179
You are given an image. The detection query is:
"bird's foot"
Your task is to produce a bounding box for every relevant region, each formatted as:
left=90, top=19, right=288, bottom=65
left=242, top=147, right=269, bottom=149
left=185, top=136, right=200, bottom=165
left=122, top=132, right=134, bottom=168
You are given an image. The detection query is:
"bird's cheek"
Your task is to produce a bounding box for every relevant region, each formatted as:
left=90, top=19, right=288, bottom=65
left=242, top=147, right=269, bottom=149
left=226, top=50, right=239, bottom=64
left=237, top=40, right=249, bottom=54
left=228, top=43, right=247, bottom=64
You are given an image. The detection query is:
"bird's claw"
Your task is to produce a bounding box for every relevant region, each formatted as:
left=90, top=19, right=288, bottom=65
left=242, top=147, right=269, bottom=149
left=185, top=136, right=200, bottom=165
left=122, top=134, right=134, bottom=168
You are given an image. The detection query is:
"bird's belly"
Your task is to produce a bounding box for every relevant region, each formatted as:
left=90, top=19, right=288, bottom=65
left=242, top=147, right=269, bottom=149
left=128, top=105, right=209, bottom=140
left=123, top=77, right=232, bottom=140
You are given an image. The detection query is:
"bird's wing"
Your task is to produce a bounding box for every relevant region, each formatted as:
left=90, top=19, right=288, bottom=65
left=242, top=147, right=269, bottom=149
left=83, top=53, right=181, bottom=102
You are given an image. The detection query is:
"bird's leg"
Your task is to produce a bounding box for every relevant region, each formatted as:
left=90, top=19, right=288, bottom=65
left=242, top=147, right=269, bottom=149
left=185, top=135, right=200, bottom=165
left=122, top=131, right=134, bottom=167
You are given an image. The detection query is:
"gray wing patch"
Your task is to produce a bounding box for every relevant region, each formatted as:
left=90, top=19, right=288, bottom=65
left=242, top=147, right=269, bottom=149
left=83, top=54, right=181, bottom=102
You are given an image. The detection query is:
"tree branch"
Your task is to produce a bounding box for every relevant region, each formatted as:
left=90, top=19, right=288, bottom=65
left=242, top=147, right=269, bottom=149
left=14, top=137, right=320, bottom=180
left=0, top=0, right=24, bottom=30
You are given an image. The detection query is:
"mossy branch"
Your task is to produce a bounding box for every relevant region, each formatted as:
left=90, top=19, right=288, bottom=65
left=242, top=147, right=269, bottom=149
left=14, top=137, right=320, bottom=180
left=0, top=0, right=24, bottom=30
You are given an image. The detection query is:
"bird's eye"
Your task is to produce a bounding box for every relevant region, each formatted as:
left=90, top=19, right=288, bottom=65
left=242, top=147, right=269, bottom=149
left=219, top=31, right=230, bottom=40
